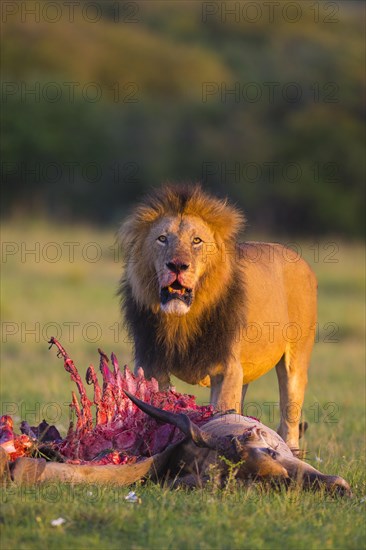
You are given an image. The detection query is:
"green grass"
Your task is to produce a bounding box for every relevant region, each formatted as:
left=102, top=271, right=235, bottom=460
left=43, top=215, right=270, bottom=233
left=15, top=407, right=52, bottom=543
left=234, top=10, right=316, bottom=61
left=1, top=482, right=365, bottom=550
left=1, top=221, right=365, bottom=549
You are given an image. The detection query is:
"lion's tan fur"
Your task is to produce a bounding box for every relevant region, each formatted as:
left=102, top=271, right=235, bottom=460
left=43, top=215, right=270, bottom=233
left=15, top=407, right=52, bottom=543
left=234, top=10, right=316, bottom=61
left=119, top=184, right=317, bottom=451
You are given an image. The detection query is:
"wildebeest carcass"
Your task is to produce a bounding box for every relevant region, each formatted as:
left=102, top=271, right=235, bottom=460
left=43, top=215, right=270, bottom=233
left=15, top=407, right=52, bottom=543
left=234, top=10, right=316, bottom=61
left=1, top=339, right=351, bottom=496
left=124, top=391, right=351, bottom=496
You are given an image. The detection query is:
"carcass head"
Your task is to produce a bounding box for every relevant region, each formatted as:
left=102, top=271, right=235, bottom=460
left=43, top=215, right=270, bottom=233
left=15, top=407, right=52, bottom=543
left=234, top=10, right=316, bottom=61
left=124, top=391, right=352, bottom=496
left=124, top=391, right=288, bottom=481
left=227, top=428, right=289, bottom=479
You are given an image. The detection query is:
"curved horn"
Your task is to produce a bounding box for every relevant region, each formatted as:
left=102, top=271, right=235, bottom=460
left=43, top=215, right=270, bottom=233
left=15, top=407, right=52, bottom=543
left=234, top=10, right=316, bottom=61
left=124, top=390, right=219, bottom=449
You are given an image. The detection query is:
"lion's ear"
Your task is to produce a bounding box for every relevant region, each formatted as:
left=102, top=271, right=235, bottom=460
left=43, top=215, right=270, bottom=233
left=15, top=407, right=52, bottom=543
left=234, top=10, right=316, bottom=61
left=118, top=204, right=161, bottom=255
left=117, top=215, right=140, bottom=256
left=191, top=198, right=246, bottom=243
left=210, top=204, right=246, bottom=243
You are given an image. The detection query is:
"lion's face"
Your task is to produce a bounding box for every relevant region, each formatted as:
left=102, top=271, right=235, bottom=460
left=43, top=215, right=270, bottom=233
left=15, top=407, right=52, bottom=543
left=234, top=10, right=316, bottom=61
left=147, top=215, right=215, bottom=315
left=120, top=185, right=245, bottom=319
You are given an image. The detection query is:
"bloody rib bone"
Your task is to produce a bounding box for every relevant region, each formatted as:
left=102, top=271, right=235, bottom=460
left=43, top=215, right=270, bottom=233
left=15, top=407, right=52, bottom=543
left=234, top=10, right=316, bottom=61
left=98, top=348, right=118, bottom=422
left=71, top=391, right=83, bottom=431
left=86, top=364, right=106, bottom=425
left=49, top=337, right=93, bottom=431
left=111, top=352, right=125, bottom=414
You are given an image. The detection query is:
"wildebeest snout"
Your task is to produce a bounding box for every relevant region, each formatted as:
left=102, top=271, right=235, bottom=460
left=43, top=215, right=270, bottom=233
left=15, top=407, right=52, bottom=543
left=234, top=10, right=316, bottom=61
left=239, top=446, right=289, bottom=479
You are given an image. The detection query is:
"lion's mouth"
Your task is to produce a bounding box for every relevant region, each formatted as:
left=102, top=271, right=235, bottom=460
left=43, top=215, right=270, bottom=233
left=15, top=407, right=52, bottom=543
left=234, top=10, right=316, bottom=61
left=160, top=280, right=193, bottom=307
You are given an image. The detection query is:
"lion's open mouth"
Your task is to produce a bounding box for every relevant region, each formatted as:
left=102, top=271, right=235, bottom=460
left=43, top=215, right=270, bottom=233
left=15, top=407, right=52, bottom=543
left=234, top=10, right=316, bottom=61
left=160, top=280, right=193, bottom=307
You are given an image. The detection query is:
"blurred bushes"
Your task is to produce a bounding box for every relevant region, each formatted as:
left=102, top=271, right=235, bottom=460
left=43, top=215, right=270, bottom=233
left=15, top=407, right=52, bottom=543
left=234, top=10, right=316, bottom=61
left=1, top=0, right=364, bottom=236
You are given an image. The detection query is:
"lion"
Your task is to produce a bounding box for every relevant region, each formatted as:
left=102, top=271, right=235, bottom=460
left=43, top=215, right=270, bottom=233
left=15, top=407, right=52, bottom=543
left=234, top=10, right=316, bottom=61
left=119, top=184, right=317, bottom=452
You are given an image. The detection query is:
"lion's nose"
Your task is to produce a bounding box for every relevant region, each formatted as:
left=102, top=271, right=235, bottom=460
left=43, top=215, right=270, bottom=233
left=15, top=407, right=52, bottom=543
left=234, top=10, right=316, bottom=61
left=166, top=261, right=190, bottom=273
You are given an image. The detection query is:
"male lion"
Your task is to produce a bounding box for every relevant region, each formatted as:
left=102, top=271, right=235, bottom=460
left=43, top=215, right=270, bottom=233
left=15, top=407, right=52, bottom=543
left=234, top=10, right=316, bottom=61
left=119, top=185, right=317, bottom=452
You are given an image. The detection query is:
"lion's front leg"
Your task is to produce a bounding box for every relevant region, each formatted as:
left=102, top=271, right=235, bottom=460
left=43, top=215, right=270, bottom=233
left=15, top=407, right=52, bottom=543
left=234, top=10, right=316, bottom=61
left=275, top=350, right=310, bottom=455
left=210, top=361, right=243, bottom=413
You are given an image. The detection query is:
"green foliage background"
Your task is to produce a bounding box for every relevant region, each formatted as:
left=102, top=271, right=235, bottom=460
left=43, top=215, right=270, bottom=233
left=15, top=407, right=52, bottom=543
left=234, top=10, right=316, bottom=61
left=1, top=0, right=365, bottom=235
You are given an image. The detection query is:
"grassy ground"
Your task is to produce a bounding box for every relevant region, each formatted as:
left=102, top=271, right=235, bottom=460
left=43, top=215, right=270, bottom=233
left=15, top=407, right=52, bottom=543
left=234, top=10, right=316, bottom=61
left=1, top=221, right=365, bottom=549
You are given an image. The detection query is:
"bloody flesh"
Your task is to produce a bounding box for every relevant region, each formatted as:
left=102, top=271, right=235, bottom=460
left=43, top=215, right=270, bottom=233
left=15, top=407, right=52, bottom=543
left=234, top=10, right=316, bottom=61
left=0, top=339, right=214, bottom=465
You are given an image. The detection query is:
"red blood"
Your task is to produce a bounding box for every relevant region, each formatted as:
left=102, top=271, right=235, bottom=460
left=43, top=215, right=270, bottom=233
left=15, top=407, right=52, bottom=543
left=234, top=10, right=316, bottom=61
left=5, top=339, right=216, bottom=464
left=0, top=417, right=32, bottom=459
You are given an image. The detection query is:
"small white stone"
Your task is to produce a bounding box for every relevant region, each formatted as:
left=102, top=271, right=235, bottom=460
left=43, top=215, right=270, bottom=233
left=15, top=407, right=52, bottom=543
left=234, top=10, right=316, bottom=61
left=125, top=491, right=141, bottom=503
left=51, top=517, right=66, bottom=527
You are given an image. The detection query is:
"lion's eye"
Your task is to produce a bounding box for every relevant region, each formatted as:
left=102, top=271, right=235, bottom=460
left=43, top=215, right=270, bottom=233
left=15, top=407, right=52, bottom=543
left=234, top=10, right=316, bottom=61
left=157, top=235, right=167, bottom=243
left=192, top=237, right=202, bottom=245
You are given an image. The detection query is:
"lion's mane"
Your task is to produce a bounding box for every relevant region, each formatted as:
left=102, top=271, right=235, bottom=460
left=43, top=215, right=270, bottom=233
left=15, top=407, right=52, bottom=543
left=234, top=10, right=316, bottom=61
left=118, top=184, right=247, bottom=385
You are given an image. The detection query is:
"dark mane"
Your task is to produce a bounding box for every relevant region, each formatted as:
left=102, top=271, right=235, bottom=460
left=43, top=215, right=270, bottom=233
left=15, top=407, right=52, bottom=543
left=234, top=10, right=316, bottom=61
left=121, top=274, right=246, bottom=385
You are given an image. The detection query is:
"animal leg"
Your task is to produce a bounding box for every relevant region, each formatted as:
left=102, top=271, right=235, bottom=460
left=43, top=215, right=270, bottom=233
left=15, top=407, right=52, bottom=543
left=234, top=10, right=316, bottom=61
left=279, top=456, right=351, bottom=496
left=240, top=384, right=249, bottom=412
left=210, top=361, right=243, bottom=413
left=275, top=343, right=312, bottom=454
